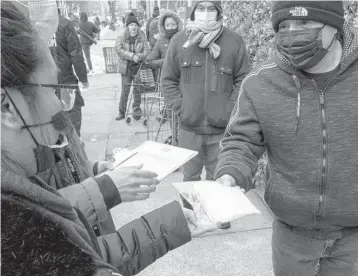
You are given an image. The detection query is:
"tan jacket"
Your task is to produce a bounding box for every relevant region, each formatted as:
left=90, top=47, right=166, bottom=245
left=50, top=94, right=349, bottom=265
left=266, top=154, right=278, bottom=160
left=115, top=28, right=149, bottom=75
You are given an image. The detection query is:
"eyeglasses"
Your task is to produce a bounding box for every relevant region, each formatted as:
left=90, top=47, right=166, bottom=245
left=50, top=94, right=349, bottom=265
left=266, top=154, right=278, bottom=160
left=4, top=83, right=79, bottom=111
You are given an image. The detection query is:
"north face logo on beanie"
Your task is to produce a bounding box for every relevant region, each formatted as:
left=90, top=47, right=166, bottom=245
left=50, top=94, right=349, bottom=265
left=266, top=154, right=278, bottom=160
left=289, top=7, right=308, bottom=17
left=271, top=1, right=344, bottom=32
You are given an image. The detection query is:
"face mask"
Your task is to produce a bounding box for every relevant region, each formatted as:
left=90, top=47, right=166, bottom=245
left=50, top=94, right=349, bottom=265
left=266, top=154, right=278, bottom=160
left=164, top=27, right=178, bottom=39
left=194, top=10, right=217, bottom=27
left=276, top=25, right=335, bottom=70
left=4, top=89, right=84, bottom=188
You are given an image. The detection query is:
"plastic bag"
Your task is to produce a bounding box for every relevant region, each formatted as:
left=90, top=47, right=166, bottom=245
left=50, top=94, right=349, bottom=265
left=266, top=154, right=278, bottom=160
left=173, top=181, right=260, bottom=224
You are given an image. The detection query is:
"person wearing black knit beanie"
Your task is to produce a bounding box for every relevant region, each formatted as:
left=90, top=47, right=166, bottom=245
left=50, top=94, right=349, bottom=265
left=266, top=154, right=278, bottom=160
left=115, top=12, right=149, bottom=121
left=215, top=1, right=358, bottom=275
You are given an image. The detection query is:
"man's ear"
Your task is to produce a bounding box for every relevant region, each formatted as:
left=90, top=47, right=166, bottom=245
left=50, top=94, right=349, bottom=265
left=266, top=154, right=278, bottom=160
left=1, top=89, right=23, bottom=130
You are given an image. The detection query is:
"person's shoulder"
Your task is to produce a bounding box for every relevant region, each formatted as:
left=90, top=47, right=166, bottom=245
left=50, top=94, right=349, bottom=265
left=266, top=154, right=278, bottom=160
left=242, top=61, right=279, bottom=89
left=138, top=29, right=147, bottom=41
left=170, top=30, right=187, bottom=43
left=222, top=27, right=245, bottom=44
left=58, top=15, right=72, bottom=28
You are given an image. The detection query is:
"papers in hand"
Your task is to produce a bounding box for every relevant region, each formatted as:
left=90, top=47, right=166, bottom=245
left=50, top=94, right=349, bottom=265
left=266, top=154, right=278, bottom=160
left=100, top=141, right=197, bottom=181
left=172, top=181, right=260, bottom=224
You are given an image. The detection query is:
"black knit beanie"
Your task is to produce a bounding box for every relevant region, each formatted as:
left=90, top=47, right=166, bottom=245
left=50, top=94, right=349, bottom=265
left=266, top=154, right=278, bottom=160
left=126, top=12, right=140, bottom=27
left=271, top=1, right=344, bottom=32
left=189, top=0, right=223, bottom=20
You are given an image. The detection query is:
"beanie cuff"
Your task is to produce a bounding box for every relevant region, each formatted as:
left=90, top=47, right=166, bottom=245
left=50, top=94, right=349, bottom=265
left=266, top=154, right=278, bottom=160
left=272, top=6, right=345, bottom=32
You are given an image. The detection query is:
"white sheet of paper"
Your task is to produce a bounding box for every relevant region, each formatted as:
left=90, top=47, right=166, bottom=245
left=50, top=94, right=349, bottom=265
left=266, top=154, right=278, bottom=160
left=99, top=141, right=197, bottom=181
left=173, top=181, right=260, bottom=223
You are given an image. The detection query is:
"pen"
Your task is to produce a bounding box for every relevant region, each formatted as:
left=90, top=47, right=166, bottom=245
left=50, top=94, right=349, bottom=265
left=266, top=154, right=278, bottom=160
left=115, top=151, right=139, bottom=168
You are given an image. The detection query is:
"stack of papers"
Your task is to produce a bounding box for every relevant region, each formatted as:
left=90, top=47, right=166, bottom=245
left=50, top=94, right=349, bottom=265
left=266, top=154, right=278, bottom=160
left=98, top=141, right=198, bottom=181
left=172, top=181, right=261, bottom=224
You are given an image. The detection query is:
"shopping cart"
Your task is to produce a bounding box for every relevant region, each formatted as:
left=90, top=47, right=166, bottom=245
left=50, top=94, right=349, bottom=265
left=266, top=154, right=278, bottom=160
left=124, top=64, right=178, bottom=146
left=141, top=70, right=179, bottom=146
left=123, top=61, right=156, bottom=126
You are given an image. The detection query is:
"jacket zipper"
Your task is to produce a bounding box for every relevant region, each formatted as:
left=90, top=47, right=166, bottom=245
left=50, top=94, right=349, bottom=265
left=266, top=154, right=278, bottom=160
left=312, top=79, right=332, bottom=228
left=204, top=51, right=208, bottom=128
left=212, top=64, right=216, bottom=92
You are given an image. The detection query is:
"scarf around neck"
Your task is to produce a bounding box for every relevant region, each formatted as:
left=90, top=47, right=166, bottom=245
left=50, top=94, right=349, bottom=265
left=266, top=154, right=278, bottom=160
left=183, top=19, right=224, bottom=59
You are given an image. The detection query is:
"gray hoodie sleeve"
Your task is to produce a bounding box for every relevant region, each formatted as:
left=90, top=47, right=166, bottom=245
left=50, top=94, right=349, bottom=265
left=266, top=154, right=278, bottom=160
left=214, top=80, right=266, bottom=192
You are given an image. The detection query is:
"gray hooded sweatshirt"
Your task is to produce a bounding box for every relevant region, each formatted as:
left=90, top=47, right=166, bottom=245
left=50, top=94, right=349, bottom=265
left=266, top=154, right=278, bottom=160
left=215, top=23, right=358, bottom=239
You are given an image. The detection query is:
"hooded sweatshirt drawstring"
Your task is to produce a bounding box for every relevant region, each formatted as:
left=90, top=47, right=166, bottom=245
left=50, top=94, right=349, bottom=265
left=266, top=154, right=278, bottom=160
left=292, top=75, right=301, bottom=133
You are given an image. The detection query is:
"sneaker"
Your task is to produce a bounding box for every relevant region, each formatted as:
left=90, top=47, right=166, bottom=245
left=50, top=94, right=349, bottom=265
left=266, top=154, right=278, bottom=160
left=220, top=222, right=231, bottom=229
left=164, top=135, right=173, bottom=145
left=133, top=107, right=142, bottom=120
left=115, top=113, right=125, bottom=121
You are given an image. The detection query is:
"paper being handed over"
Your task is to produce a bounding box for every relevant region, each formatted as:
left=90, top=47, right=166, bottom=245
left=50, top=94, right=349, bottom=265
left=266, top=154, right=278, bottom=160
left=172, top=181, right=260, bottom=224
left=98, top=141, right=197, bottom=181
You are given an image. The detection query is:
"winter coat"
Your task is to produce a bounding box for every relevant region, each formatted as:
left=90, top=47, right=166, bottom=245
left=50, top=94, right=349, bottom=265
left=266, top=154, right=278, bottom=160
left=49, top=15, right=87, bottom=107
left=2, top=123, right=118, bottom=236
left=2, top=195, right=102, bottom=276
left=146, top=11, right=183, bottom=69
left=215, top=24, right=358, bottom=238
left=115, top=28, right=149, bottom=76
left=78, top=14, right=100, bottom=45
left=1, top=165, right=191, bottom=275
left=161, top=27, right=251, bottom=135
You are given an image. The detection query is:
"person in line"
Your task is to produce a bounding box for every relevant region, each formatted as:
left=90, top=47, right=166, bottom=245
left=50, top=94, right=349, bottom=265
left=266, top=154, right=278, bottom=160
left=146, top=6, right=159, bottom=45
left=1, top=2, right=219, bottom=275
left=94, top=14, right=101, bottom=41
left=115, top=12, right=149, bottom=121
left=215, top=1, right=358, bottom=275
left=49, top=8, right=88, bottom=137
left=147, top=10, right=183, bottom=145
left=78, top=11, right=100, bottom=75
left=161, top=0, right=251, bottom=183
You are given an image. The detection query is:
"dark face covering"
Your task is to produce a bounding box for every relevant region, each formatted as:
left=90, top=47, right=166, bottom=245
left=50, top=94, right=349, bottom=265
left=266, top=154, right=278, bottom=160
left=4, top=88, right=85, bottom=188
left=164, top=27, right=178, bottom=39
left=276, top=25, right=336, bottom=70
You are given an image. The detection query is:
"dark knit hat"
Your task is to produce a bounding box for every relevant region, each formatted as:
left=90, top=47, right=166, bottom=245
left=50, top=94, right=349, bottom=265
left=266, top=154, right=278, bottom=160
left=189, top=0, right=223, bottom=20
left=271, top=1, right=344, bottom=32
left=126, top=12, right=139, bottom=27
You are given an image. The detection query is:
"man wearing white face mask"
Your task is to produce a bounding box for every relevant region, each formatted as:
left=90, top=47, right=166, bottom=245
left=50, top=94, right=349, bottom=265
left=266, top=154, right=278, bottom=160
left=161, top=1, right=250, bottom=184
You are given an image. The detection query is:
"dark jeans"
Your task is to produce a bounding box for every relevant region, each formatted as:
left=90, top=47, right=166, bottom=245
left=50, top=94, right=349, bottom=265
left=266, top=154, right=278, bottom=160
left=67, top=89, right=84, bottom=137
left=118, top=72, right=141, bottom=115
left=82, top=43, right=93, bottom=71
left=178, top=128, right=223, bottom=181
left=272, top=219, right=358, bottom=276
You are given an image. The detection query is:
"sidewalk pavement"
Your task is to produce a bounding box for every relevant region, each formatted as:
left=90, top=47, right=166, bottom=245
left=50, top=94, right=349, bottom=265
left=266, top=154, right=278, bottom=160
left=81, top=29, right=274, bottom=276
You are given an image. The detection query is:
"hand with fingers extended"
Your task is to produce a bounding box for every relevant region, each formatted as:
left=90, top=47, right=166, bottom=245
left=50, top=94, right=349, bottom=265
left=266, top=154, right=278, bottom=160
left=105, top=164, right=159, bottom=202
left=182, top=207, right=221, bottom=238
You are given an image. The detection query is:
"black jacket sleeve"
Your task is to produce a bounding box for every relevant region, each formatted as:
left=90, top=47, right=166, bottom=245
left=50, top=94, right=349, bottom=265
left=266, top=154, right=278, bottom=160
left=65, top=20, right=88, bottom=83
left=97, top=201, right=191, bottom=275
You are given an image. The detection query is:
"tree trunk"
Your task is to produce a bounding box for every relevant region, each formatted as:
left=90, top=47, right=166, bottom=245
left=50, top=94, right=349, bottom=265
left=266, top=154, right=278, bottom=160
left=108, top=0, right=116, bottom=30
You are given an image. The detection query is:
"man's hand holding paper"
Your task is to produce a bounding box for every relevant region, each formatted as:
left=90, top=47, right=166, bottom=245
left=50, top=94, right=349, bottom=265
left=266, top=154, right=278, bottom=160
left=173, top=181, right=260, bottom=232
